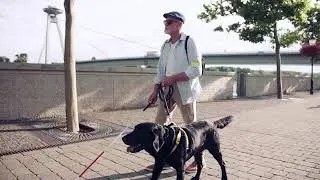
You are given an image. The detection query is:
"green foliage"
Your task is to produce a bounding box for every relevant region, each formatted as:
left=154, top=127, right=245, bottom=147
left=14, top=53, right=28, bottom=63
left=206, top=66, right=311, bottom=76
left=278, top=30, right=301, bottom=47
left=206, top=66, right=253, bottom=74
left=198, top=0, right=312, bottom=47
left=292, top=3, right=320, bottom=41
left=214, top=26, right=224, bottom=32
left=0, top=56, right=10, bottom=62
left=227, top=23, right=241, bottom=33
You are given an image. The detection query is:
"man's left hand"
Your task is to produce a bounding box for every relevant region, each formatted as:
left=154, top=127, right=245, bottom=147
left=161, top=76, right=175, bottom=86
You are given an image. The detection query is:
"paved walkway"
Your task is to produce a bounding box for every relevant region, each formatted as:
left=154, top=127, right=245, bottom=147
left=0, top=92, right=320, bottom=180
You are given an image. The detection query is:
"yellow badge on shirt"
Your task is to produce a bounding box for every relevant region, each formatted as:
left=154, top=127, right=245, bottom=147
left=191, top=60, right=200, bottom=67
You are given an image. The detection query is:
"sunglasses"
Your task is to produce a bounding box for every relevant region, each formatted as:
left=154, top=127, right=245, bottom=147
left=163, top=20, right=179, bottom=26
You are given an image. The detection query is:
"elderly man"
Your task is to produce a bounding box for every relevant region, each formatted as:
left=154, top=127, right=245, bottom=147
left=147, top=11, right=204, bottom=173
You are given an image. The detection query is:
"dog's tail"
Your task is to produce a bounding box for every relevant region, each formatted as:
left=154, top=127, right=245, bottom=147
left=213, top=115, right=233, bottom=129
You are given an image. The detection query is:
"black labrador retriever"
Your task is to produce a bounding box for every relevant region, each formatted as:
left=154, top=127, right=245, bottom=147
left=122, top=116, right=233, bottom=180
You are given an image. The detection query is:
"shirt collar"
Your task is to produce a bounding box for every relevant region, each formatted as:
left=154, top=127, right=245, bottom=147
left=180, top=33, right=187, bottom=41
left=165, top=33, right=186, bottom=43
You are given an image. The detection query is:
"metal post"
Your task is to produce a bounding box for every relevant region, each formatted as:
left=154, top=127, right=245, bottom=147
left=310, top=57, right=314, bottom=95
left=38, top=36, right=46, bottom=63
left=238, top=73, right=246, bottom=97
left=56, top=20, right=64, bottom=55
left=45, top=14, right=50, bottom=64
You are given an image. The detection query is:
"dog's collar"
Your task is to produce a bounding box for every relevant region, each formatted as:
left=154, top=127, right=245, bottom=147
left=168, top=127, right=189, bottom=156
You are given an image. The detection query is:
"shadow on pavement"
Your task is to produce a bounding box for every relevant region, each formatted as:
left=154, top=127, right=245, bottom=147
left=89, top=169, right=177, bottom=180
left=0, top=119, right=56, bottom=125
left=0, top=126, right=65, bottom=133
left=308, top=105, right=320, bottom=109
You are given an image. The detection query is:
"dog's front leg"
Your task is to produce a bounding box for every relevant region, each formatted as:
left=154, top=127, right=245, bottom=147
left=176, top=166, right=184, bottom=180
left=151, top=159, right=165, bottom=180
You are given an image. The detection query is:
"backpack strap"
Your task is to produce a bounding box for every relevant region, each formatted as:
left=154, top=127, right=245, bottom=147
left=185, top=35, right=190, bottom=64
left=185, top=35, right=204, bottom=75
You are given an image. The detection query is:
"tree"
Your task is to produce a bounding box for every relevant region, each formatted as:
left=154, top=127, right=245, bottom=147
left=292, top=2, right=320, bottom=43
left=198, top=0, right=311, bottom=99
left=14, top=53, right=28, bottom=63
left=0, top=56, right=10, bottom=62
left=64, top=0, right=79, bottom=133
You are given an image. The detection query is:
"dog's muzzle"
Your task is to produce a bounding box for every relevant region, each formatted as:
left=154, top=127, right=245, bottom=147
left=123, top=135, right=144, bottom=153
left=127, top=144, right=143, bottom=153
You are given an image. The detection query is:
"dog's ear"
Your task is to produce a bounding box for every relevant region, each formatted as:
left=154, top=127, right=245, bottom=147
left=152, top=125, right=165, bottom=152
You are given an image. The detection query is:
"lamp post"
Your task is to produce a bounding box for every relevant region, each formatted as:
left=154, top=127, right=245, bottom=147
left=309, top=35, right=316, bottom=95
left=300, top=35, right=319, bottom=95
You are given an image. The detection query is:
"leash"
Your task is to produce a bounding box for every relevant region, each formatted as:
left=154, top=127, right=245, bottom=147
left=78, top=124, right=129, bottom=178
left=143, top=84, right=173, bottom=115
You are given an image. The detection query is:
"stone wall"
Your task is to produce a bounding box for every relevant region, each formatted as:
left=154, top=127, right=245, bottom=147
left=244, top=74, right=320, bottom=97
left=1, top=62, right=318, bottom=120
left=0, top=63, right=234, bottom=120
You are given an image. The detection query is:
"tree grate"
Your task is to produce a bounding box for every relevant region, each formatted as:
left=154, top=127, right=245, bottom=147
left=0, top=116, right=125, bottom=156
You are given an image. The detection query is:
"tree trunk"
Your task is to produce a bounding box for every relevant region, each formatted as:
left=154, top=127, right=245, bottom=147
left=64, top=0, right=79, bottom=133
left=274, top=23, right=283, bottom=99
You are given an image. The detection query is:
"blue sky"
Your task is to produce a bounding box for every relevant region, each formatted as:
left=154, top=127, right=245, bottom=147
left=0, top=0, right=305, bottom=65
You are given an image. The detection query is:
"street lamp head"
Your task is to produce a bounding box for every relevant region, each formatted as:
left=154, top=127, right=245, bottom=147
left=309, top=35, right=317, bottom=46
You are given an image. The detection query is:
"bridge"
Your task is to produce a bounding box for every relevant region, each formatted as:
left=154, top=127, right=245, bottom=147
left=76, top=52, right=319, bottom=67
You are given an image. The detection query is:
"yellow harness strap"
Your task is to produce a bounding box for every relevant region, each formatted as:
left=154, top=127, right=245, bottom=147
left=168, top=127, right=189, bottom=155
left=179, top=128, right=189, bottom=150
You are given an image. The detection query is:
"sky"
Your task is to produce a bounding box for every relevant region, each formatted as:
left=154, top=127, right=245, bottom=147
left=0, top=0, right=318, bottom=72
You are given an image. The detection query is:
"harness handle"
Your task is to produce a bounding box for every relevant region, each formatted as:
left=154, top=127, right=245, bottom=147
left=143, top=84, right=173, bottom=115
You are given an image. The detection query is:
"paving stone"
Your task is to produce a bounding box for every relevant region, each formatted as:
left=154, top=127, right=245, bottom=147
left=0, top=173, right=16, bottom=180
left=21, top=150, right=43, bottom=156
left=80, top=169, right=101, bottom=179
left=2, top=158, right=26, bottom=170
left=62, top=152, right=92, bottom=166
left=11, top=167, right=33, bottom=177
left=269, top=169, right=288, bottom=176
left=286, top=172, right=314, bottom=180
left=53, top=169, right=79, bottom=180
left=37, top=172, right=63, bottom=180
left=41, top=149, right=63, bottom=159
left=249, top=168, right=274, bottom=179
left=90, top=165, right=118, bottom=177
left=0, top=161, right=12, bottom=174
left=71, top=149, right=98, bottom=161
left=61, top=161, right=86, bottom=174
left=26, top=163, right=52, bottom=175
left=270, top=175, right=285, bottom=180
left=17, top=173, right=39, bottom=180
left=284, top=167, right=309, bottom=176
left=307, top=172, right=320, bottom=179
left=1, top=153, right=25, bottom=160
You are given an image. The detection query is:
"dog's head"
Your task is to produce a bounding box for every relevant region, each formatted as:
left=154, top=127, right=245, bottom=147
left=122, top=122, right=168, bottom=153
